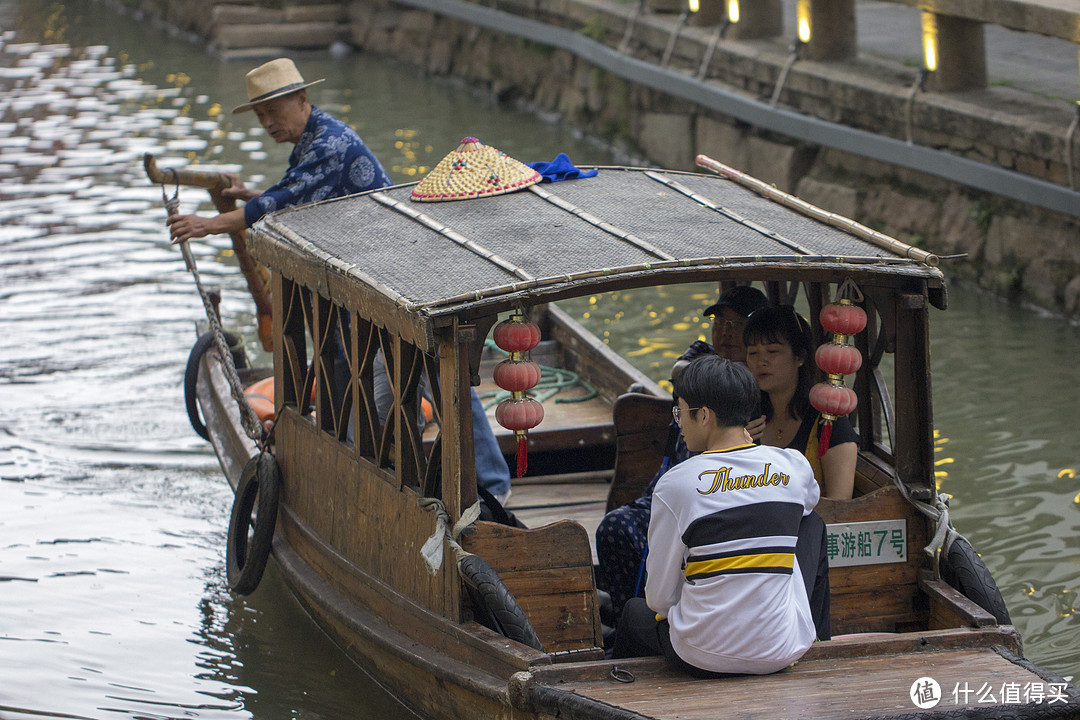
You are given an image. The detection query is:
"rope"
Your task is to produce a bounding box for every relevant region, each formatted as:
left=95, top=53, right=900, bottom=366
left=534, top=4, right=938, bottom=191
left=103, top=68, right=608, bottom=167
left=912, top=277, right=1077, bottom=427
left=890, top=468, right=963, bottom=578
left=161, top=179, right=266, bottom=448
left=479, top=340, right=598, bottom=407
left=418, top=497, right=482, bottom=575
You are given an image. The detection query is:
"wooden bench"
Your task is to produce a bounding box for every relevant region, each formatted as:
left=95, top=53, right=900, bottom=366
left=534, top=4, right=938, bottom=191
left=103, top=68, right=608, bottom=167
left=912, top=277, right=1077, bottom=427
left=816, top=484, right=932, bottom=634
left=460, top=519, right=603, bottom=658
left=606, top=392, right=672, bottom=512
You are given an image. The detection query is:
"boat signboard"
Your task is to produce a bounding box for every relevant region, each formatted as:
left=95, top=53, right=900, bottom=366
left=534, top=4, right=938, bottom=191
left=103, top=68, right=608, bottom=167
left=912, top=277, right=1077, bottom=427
left=826, top=519, right=907, bottom=567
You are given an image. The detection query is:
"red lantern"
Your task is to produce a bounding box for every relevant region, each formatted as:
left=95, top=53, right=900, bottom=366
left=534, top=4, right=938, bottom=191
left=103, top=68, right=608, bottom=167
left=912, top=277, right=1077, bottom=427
left=493, top=317, right=541, bottom=353
left=493, top=360, right=542, bottom=392
left=815, top=342, right=862, bottom=376
left=809, top=383, right=858, bottom=417
left=491, top=312, right=544, bottom=477
left=495, top=397, right=545, bottom=432
left=820, top=302, right=867, bottom=336
left=811, top=283, right=866, bottom=458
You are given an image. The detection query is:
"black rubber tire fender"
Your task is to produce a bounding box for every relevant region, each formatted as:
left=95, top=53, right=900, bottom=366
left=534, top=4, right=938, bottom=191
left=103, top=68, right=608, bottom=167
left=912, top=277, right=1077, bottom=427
left=940, top=535, right=1012, bottom=625
left=226, top=452, right=281, bottom=596
left=459, top=553, right=544, bottom=651
left=184, top=331, right=246, bottom=441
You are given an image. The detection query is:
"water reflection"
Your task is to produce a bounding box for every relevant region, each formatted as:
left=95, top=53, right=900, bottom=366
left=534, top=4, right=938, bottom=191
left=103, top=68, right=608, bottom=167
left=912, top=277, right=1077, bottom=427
left=0, top=1, right=617, bottom=717
left=0, top=2, right=1077, bottom=719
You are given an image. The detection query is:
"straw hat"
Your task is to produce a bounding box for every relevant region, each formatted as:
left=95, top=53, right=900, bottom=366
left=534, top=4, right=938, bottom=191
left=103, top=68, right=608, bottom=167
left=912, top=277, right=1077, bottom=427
left=410, top=137, right=541, bottom=202
left=232, top=58, right=325, bottom=114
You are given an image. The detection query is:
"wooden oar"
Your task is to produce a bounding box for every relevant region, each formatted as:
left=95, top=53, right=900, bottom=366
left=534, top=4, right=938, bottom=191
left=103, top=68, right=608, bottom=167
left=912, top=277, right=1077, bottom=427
left=144, top=153, right=274, bottom=351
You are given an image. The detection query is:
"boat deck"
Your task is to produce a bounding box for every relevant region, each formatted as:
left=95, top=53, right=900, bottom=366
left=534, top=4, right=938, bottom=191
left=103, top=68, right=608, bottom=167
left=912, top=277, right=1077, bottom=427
left=522, top=640, right=1067, bottom=719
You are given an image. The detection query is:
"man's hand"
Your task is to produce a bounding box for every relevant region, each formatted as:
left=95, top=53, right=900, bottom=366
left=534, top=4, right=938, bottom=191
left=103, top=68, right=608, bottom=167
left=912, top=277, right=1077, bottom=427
left=746, top=415, right=766, bottom=442
left=221, top=173, right=260, bottom=202
left=167, top=208, right=248, bottom=244
left=168, top=214, right=212, bottom=244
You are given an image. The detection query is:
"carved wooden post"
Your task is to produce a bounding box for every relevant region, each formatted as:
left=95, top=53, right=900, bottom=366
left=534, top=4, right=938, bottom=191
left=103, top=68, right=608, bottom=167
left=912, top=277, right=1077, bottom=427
left=439, top=318, right=477, bottom=523
left=923, top=12, right=987, bottom=92
left=797, top=0, right=855, bottom=61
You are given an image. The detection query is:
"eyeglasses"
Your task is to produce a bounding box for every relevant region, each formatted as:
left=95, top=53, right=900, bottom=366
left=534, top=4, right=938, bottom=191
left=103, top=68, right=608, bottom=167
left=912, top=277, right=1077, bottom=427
left=672, top=405, right=701, bottom=424
left=713, top=318, right=745, bottom=332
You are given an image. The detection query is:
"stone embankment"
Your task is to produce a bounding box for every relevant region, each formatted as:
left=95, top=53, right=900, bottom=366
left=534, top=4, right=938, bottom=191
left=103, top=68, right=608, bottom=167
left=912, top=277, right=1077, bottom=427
left=125, top=0, right=1080, bottom=318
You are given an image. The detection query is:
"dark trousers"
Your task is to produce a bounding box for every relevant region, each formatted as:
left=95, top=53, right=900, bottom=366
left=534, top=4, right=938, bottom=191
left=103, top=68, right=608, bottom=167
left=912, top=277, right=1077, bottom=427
left=611, top=510, right=831, bottom=670
left=796, top=510, right=831, bottom=641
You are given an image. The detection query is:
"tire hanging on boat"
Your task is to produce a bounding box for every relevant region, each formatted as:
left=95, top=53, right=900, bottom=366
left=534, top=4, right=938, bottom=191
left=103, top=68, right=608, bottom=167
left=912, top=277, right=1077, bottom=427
left=458, top=553, right=544, bottom=651
left=226, top=452, right=281, bottom=596
left=184, top=331, right=246, bottom=441
left=940, top=535, right=1012, bottom=625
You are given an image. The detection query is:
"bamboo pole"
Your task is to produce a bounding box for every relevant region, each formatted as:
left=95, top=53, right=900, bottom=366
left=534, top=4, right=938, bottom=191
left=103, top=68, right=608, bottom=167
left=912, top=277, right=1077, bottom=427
left=144, top=154, right=274, bottom=350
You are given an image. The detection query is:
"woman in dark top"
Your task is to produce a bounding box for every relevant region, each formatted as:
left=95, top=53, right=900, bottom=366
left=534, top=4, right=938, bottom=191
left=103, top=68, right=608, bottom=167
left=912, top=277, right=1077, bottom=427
left=744, top=305, right=858, bottom=500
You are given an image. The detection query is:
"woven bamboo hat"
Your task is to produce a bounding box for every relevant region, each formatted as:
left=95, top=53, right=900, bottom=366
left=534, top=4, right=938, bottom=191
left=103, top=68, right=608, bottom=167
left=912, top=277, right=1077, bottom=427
left=410, top=137, right=541, bottom=202
left=232, top=58, right=325, bottom=114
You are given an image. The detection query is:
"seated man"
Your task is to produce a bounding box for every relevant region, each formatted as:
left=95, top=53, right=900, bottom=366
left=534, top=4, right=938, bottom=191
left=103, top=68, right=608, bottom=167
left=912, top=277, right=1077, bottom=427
left=611, top=354, right=826, bottom=676
left=596, top=285, right=768, bottom=623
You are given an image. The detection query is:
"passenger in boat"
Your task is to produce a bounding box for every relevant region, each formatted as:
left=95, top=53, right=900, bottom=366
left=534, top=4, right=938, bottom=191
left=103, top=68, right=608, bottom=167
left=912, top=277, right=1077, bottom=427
left=595, top=285, right=768, bottom=626
left=611, top=354, right=824, bottom=676
left=167, top=58, right=391, bottom=244
left=371, top=350, right=512, bottom=505
left=744, top=305, right=857, bottom=501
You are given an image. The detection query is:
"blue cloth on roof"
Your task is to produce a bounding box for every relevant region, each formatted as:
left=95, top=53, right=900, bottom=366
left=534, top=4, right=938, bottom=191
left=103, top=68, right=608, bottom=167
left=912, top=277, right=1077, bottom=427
left=244, top=106, right=392, bottom=227
left=527, top=153, right=598, bottom=183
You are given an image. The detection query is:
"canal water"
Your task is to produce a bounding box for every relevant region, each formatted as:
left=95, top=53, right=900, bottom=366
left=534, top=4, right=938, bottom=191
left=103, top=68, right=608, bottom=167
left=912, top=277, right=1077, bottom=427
left=0, top=1, right=1076, bottom=718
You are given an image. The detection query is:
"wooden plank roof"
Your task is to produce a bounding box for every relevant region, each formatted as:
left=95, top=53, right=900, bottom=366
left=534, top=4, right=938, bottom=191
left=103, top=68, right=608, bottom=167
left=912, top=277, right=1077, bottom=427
left=249, top=165, right=944, bottom=347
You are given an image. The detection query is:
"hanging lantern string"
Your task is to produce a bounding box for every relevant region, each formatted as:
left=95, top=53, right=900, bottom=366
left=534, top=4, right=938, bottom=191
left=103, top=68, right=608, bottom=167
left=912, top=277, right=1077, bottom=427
left=811, top=279, right=866, bottom=457
left=491, top=312, right=544, bottom=478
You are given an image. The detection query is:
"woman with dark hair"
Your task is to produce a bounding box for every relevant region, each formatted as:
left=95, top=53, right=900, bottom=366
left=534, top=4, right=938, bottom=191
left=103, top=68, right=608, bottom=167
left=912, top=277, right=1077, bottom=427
left=743, top=305, right=857, bottom=500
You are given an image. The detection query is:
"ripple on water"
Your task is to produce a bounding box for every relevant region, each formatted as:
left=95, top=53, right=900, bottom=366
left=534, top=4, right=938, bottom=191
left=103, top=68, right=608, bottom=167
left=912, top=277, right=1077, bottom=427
left=0, top=7, right=1076, bottom=713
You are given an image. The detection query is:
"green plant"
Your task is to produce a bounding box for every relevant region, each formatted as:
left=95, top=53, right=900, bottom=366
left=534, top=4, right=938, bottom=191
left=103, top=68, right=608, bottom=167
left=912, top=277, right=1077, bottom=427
left=970, top=200, right=993, bottom=236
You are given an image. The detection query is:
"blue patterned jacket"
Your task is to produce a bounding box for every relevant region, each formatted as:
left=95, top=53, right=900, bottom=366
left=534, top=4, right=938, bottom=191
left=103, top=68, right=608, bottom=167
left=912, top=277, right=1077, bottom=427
left=244, top=106, right=392, bottom=227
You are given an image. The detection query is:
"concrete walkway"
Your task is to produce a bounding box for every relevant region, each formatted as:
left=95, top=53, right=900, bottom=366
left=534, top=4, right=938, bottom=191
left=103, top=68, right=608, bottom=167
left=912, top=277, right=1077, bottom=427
left=775, top=0, right=1079, bottom=102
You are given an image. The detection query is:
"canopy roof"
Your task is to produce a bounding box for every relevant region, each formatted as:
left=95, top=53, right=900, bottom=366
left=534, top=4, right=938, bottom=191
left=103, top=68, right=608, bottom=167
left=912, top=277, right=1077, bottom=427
left=249, top=165, right=944, bottom=348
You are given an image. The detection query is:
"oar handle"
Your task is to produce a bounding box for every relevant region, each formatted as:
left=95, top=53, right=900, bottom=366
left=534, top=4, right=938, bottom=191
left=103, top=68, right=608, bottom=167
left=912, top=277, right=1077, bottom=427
left=144, top=153, right=230, bottom=192
left=146, top=153, right=274, bottom=352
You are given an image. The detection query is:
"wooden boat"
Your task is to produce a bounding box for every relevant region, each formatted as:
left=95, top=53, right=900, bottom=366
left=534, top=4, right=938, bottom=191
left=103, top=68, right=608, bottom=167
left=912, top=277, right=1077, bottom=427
left=148, top=153, right=1080, bottom=718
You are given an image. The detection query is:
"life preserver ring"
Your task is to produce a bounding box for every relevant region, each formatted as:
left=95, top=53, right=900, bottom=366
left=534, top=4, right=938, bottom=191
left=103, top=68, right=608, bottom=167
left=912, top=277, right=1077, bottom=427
left=243, top=376, right=276, bottom=429
left=185, top=331, right=246, bottom=440
left=458, top=553, right=543, bottom=651
left=940, top=535, right=1012, bottom=625
left=226, top=452, right=281, bottom=596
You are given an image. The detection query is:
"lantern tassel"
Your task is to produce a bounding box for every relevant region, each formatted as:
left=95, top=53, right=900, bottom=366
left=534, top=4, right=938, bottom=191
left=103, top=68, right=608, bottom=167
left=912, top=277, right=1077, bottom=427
left=818, top=420, right=833, bottom=458
left=516, top=434, right=528, bottom=478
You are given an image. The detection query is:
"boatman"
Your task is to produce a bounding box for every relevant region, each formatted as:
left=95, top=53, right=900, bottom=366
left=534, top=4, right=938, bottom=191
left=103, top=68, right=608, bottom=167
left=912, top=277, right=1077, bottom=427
left=167, top=57, right=391, bottom=243
left=611, top=354, right=824, bottom=676
left=168, top=59, right=514, bottom=505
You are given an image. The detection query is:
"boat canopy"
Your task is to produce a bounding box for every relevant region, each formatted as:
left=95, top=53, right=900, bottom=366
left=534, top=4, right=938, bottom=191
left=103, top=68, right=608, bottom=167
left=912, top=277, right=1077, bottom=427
left=249, top=166, right=945, bottom=347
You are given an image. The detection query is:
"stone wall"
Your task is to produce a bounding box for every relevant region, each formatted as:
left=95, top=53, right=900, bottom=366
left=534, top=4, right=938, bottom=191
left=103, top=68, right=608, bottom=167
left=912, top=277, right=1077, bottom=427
left=130, top=0, right=1080, bottom=318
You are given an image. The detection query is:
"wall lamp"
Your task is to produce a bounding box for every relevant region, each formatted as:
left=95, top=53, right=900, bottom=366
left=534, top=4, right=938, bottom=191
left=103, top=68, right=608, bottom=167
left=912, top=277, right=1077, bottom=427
left=769, top=0, right=808, bottom=106
left=905, top=13, right=937, bottom=144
